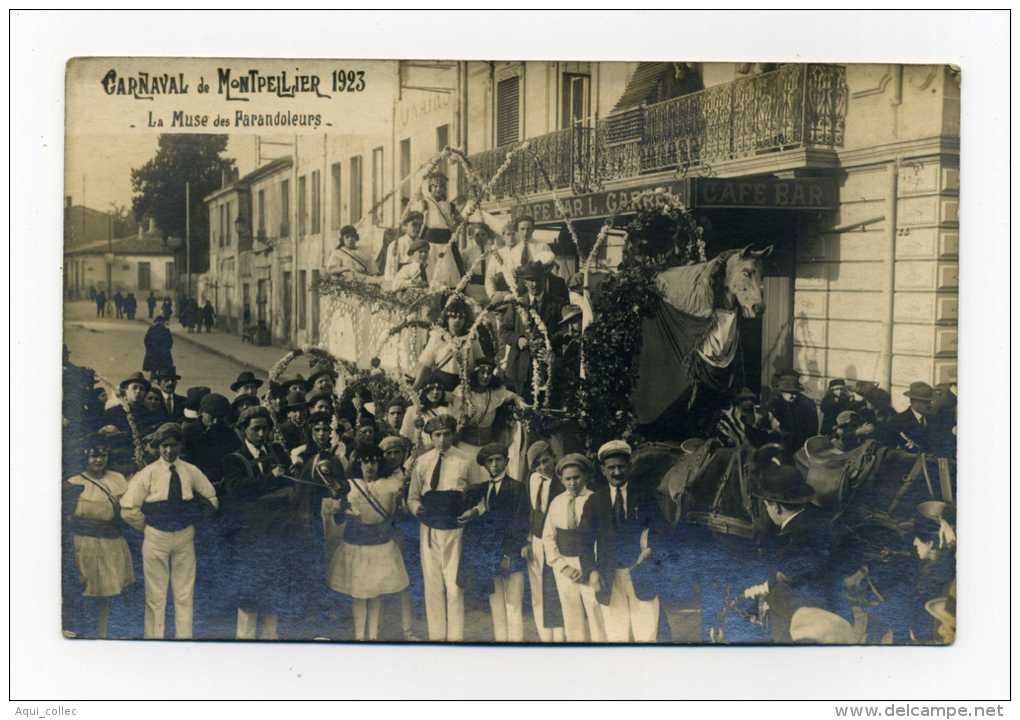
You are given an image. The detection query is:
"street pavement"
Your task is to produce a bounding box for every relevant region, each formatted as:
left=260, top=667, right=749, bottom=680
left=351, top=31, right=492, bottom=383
left=62, top=301, right=560, bottom=644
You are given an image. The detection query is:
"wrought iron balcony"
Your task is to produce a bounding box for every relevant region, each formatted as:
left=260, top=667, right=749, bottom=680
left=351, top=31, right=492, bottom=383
left=467, top=63, right=848, bottom=202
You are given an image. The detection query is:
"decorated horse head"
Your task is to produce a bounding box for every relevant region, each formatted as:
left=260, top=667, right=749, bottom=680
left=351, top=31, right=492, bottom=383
left=721, top=244, right=773, bottom=319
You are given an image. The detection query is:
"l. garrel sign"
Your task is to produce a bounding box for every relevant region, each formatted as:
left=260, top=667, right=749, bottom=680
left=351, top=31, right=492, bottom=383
left=514, top=176, right=836, bottom=222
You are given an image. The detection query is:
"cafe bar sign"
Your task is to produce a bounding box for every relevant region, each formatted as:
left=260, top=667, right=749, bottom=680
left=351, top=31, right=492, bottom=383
left=514, top=176, right=837, bottom=223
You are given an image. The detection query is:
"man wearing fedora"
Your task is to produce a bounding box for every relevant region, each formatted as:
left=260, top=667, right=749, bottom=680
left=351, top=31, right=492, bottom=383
left=820, top=378, right=852, bottom=435
left=180, top=386, right=210, bottom=432
left=743, top=463, right=838, bottom=643
left=120, top=422, right=219, bottom=639
left=153, top=366, right=186, bottom=422
left=278, top=388, right=309, bottom=451
left=101, top=372, right=154, bottom=475
left=768, top=369, right=820, bottom=459
left=886, top=381, right=937, bottom=453
left=717, top=387, right=782, bottom=449
left=499, top=261, right=568, bottom=401
left=142, top=316, right=174, bottom=379
left=229, top=371, right=264, bottom=399
left=578, top=439, right=663, bottom=643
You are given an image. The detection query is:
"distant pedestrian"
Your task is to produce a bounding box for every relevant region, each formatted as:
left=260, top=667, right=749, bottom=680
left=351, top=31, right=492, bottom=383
left=161, top=297, right=172, bottom=322
left=125, top=293, right=138, bottom=320
left=201, top=300, right=215, bottom=333
left=143, top=316, right=174, bottom=377
left=146, top=292, right=157, bottom=319
left=113, top=291, right=124, bottom=319
left=95, top=291, right=107, bottom=318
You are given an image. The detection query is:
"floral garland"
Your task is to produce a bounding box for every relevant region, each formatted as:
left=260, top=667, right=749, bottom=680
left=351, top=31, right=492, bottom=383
left=116, top=393, right=146, bottom=471
left=574, top=189, right=705, bottom=450
left=316, top=273, right=429, bottom=316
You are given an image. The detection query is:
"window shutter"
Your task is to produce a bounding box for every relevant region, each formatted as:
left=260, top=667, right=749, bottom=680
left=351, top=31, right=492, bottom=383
left=496, top=76, right=520, bottom=147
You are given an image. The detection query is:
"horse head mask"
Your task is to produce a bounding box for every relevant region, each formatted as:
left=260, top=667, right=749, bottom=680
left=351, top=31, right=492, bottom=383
left=724, top=244, right=773, bottom=319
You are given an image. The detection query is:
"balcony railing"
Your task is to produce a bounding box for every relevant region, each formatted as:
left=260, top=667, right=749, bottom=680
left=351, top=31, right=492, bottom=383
left=467, top=64, right=848, bottom=202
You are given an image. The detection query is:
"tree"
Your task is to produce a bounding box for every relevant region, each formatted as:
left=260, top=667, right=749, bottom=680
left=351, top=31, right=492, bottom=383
left=131, top=134, right=235, bottom=278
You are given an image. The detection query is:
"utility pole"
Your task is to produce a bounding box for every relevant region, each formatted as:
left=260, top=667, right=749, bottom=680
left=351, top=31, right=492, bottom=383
left=185, top=181, right=191, bottom=297
left=106, top=211, right=113, bottom=296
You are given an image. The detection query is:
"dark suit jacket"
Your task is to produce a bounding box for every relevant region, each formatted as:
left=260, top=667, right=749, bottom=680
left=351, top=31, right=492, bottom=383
left=769, top=395, right=820, bottom=457
left=163, top=393, right=187, bottom=422
left=458, top=475, right=529, bottom=593
left=500, top=287, right=567, bottom=397
left=578, top=483, right=662, bottom=601
left=182, top=421, right=242, bottom=487
left=884, top=408, right=934, bottom=452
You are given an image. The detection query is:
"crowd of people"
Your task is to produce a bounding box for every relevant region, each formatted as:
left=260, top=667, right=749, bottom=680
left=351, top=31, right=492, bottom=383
left=61, top=171, right=956, bottom=644
left=88, top=287, right=216, bottom=333
left=62, top=327, right=957, bottom=644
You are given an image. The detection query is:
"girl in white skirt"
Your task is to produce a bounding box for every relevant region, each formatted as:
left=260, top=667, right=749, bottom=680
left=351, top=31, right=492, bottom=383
left=323, top=441, right=409, bottom=641
left=62, top=435, right=135, bottom=638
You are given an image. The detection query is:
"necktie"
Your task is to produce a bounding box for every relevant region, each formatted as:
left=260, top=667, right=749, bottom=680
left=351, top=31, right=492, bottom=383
left=487, top=482, right=498, bottom=511
left=420, top=262, right=428, bottom=285
left=566, top=495, right=577, bottom=530
left=612, top=488, right=624, bottom=527
left=520, top=242, right=530, bottom=265
left=168, top=463, right=183, bottom=504
left=429, top=453, right=443, bottom=491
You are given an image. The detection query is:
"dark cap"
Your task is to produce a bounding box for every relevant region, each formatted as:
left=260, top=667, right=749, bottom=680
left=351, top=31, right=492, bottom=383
left=199, top=392, right=231, bottom=418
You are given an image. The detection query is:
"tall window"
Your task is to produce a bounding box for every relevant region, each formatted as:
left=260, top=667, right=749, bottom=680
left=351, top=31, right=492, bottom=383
left=371, top=147, right=384, bottom=223
left=399, top=139, right=412, bottom=209
left=311, top=170, right=321, bottom=234
left=225, top=201, right=232, bottom=246
left=436, top=125, right=449, bottom=175
left=137, top=262, right=151, bottom=290
left=349, top=155, right=363, bottom=225
left=561, top=73, right=590, bottom=128
left=297, top=175, right=307, bottom=236
left=331, top=162, right=342, bottom=229
left=496, top=76, right=521, bottom=147
left=310, top=269, right=320, bottom=342
left=257, top=189, right=266, bottom=238
left=219, top=204, right=226, bottom=247
left=298, top=269, right=307, bottom=330
left=164, top=261, right=175, bottom=290
left=280, top=179, right=290, bottom=237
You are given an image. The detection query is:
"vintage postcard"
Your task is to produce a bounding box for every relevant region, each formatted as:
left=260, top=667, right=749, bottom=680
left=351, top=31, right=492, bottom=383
left=62, top=57, right=958, bottom=645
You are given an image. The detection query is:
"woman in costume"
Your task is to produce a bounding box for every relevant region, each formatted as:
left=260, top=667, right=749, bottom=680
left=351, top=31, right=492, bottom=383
left=323, top=441, right=410, bottom=641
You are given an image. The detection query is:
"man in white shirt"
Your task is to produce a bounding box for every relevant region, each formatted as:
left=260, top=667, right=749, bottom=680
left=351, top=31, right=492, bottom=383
left=407, top=414, right=476, bottom=641
left=391, top=239, right=430, bottom=291
left=523, top=440, right=566, bottom=642
left=120, top=422, right=218, bottom=639
left=542, top=453, right=606, bottom=643
left=326, top=225, right=378, bottom=277
left=487, top=215, right=555, bottom=302
left=384, top=212, right=423, bottom=284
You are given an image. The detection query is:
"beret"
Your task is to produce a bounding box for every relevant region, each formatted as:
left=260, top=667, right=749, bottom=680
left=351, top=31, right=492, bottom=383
left=379, top=435, right=410, bottom=452
left=556, top=453, right=593, bottom=477
left=199, top=392, right=231, bottom=417
left=152, top=422, right=183, bottom=445
left=597, top=439, right=632, bottom=462
left=526, top=440, right=553, bottom=469
left=476, top=442, right=509, bottom=466
left=424, top=413, right=457, bottom=434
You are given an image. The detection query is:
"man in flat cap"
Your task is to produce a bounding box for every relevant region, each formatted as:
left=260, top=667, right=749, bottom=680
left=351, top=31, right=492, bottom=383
left=406, top=413, right=475, bottom=641
left=120, top=423, right=219, bottom=639
left=457, top=442, right=529, bottom=642
left=578, top=439, right=662, bottom=643
left=219, top=406, right=294, bottom=640
left=543, top=453, right=606, bottom=643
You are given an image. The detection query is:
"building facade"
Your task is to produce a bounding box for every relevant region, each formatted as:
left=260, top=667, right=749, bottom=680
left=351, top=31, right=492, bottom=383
left=64, top=228, right=176, bottom=298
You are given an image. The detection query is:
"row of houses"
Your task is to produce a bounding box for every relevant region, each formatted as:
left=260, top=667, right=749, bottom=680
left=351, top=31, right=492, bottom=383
left=200, top=60, right=959, bottom=406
